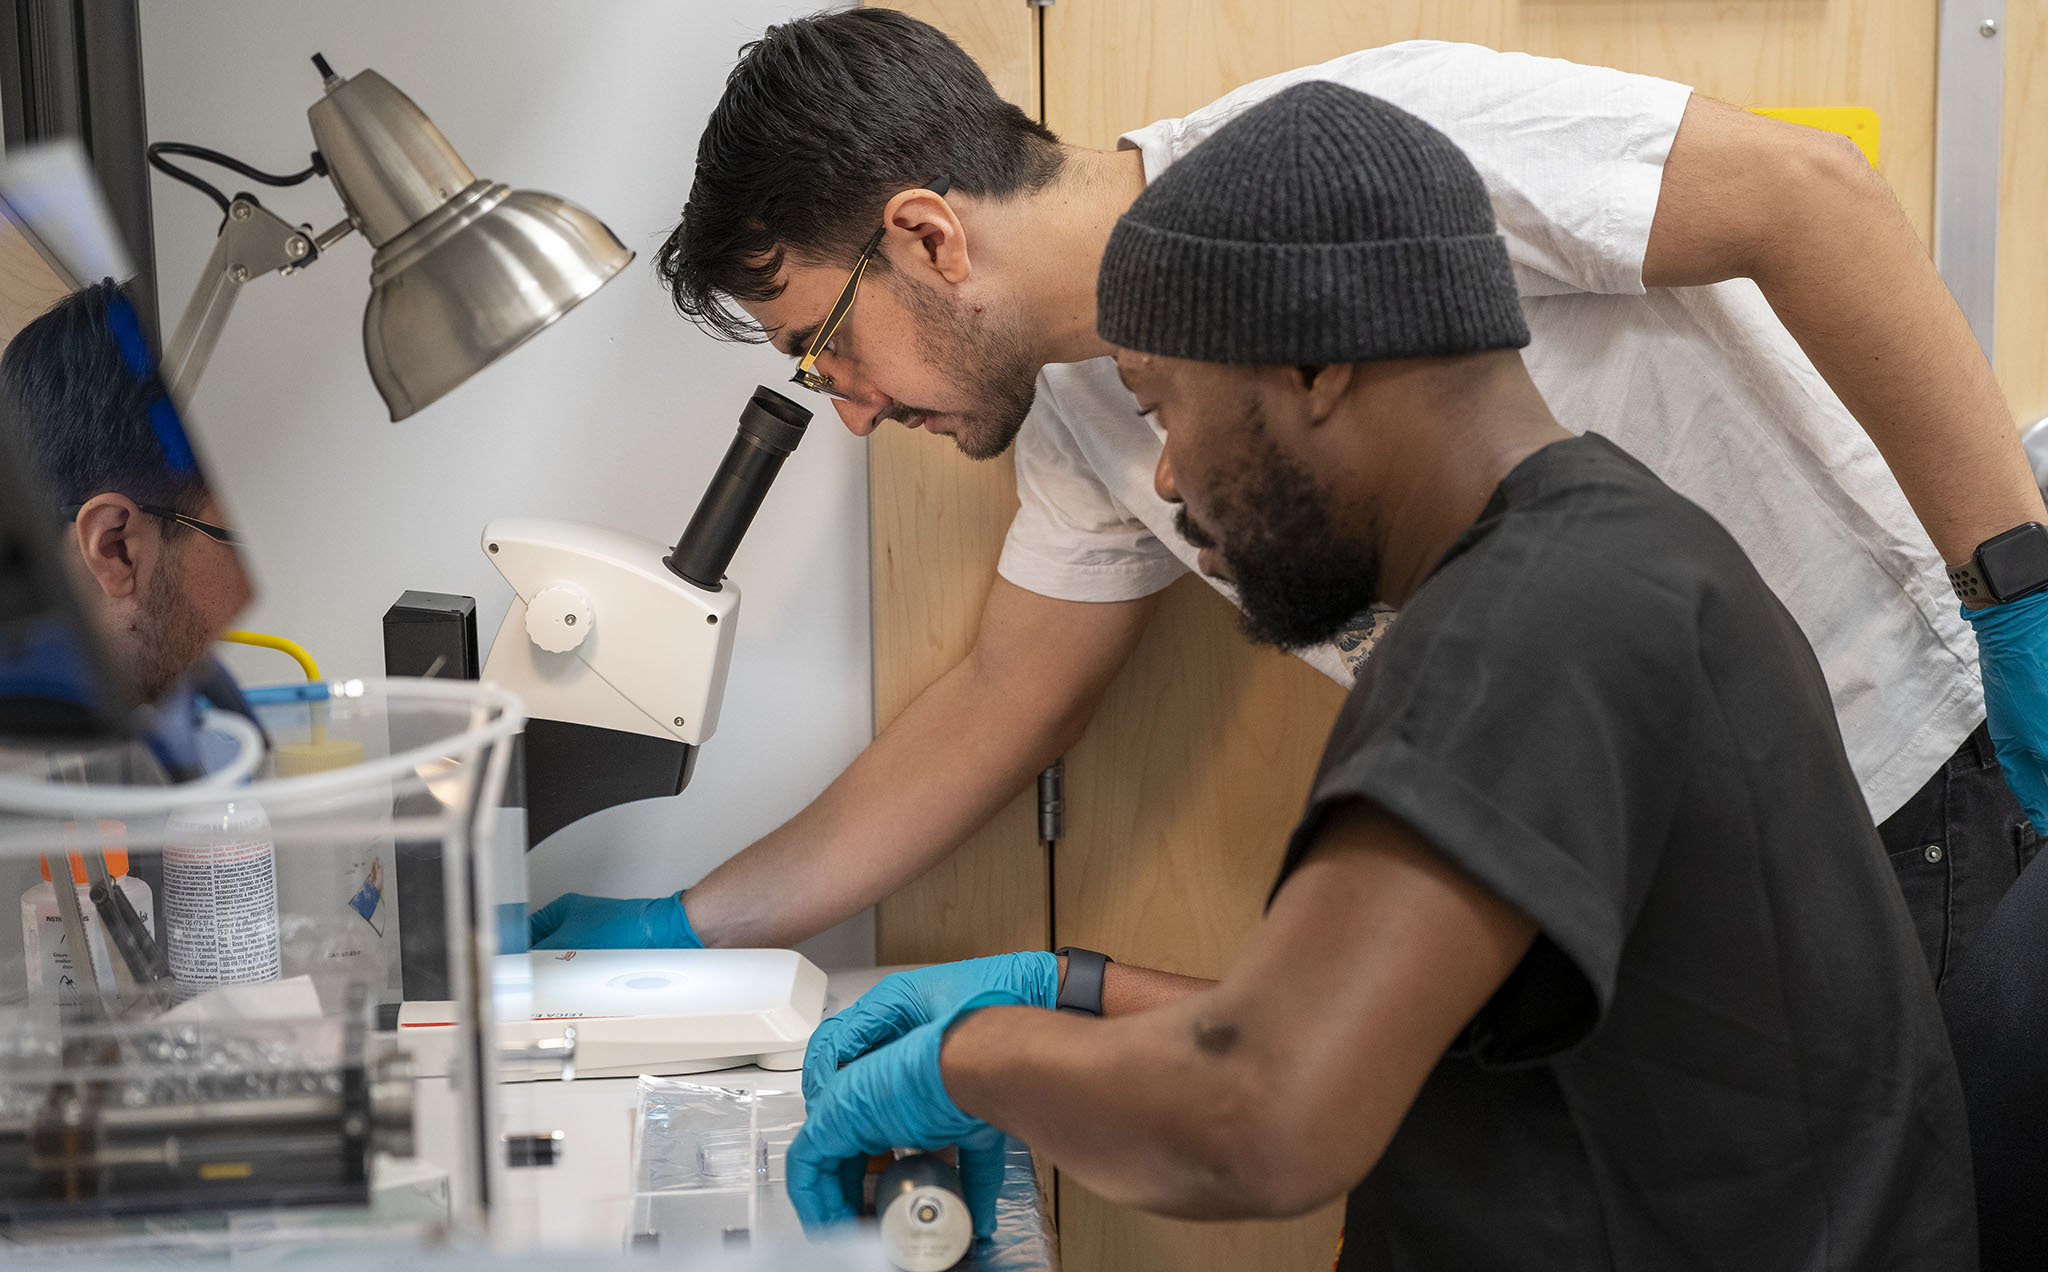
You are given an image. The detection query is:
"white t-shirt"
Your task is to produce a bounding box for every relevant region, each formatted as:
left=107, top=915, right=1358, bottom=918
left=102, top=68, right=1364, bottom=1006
left=994, top=40, right=1983, bottom=824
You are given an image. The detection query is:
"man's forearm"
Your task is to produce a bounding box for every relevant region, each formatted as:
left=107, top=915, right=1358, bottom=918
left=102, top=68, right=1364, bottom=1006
left=938, top=808, right=1536, bottom=1223
left=1759, top=144, right=2039, bottom=561
left=1100, top=962, right=1214, bottom=1017
left=941, top=998, right=1292, bottom=1219
left=683, top=657, right=1072, bottom=947
left=1058, top=956, right=1214, bottom=1017
left=1649, top=99, right=2043, bottom=563
left=682, top=584, right=1160, bottom=948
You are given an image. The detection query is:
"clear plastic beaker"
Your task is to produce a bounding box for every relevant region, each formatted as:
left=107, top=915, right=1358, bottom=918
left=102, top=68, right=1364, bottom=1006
left=0, top=676, right=521, bottom=1259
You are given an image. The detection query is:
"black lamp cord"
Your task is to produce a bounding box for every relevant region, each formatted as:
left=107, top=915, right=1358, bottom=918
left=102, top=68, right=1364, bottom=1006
left=144, top=141, right=327, bottom=221
left=149, top=55, right=341, bottom=221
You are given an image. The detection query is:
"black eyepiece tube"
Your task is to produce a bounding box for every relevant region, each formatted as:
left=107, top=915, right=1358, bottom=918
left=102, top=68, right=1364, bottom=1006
left=665, top=387, right=813, bottom=591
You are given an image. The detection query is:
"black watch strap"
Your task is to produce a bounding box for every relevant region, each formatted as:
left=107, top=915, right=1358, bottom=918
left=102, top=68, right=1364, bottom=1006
left=1053, top=946, right=1112, bottom=1017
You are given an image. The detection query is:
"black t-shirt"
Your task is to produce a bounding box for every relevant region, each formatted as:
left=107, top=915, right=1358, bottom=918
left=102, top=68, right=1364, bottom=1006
left=1274, top=435, right=1975, bottom=1271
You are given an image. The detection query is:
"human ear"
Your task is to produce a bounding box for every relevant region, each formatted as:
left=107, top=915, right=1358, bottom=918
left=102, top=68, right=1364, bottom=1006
left=1299, top=362, right=1354, bottom=424
left=1266, top=363, right=1353, bottom=435
left=72, top=493, right=147, bottom=601
left=883, top=185, right=970, bottom=284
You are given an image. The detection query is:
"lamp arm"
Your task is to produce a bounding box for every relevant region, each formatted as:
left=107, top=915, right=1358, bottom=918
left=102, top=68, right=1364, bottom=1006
left=161, top=196, right=328, bottom=401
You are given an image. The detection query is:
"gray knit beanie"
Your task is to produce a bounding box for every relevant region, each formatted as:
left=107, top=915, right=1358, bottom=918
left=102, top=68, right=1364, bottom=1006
left=1098, top=81, right=1530, bottom=365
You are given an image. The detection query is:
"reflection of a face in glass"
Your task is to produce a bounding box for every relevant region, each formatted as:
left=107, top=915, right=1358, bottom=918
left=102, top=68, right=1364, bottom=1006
left=0, top=151, right=255, bottom=738
left=5, top=279, right=252, bottom=702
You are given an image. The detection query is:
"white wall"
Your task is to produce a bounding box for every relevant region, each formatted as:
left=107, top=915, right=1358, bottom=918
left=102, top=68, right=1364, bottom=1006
left=139, top=1, right=873, bottom=968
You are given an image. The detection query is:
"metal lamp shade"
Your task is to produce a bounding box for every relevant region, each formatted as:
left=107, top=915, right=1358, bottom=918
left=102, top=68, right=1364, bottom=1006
left=363, top=182, right=633, bottom=421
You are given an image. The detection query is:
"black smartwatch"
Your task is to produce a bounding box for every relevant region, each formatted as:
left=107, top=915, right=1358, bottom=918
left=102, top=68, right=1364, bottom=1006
left=1053, top=947, right=1113, bottom=1017
left=1948, top=522, right=2048, bottom=606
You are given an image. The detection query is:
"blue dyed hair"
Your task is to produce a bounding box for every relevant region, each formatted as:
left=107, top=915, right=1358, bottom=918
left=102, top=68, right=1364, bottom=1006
left=1, top=279, right=205, bottom=517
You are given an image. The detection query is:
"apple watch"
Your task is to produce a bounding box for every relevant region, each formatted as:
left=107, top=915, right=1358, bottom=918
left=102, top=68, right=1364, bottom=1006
left=1053, top=946, right=1113, bottom=1017
left=1948, top=522, right=2048, bottom=606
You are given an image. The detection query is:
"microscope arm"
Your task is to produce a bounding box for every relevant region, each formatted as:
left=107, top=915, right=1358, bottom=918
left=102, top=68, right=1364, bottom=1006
left=478, top=387, right=811, bottom=846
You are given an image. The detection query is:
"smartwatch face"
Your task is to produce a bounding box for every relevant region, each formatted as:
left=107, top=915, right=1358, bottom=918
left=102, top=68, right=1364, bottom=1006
left=1980, top=524, right=2048, bottom=601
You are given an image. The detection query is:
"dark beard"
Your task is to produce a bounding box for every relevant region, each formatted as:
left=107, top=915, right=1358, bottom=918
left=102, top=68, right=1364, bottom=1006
left=1179, top=421, right=1380, bottom=651
left=889, top=275, right=1040, bottom=461
left=135, top=536, right=210, bottom=700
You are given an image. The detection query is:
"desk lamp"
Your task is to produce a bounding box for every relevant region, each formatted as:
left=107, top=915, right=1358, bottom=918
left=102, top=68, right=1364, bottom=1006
left=155, top=53, right=631, bottom=418
left=151, top=54, right=816, bottom=845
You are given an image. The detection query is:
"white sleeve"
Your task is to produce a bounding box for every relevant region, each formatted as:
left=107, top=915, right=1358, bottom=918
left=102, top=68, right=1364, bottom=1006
left=996, top=392, right=1187, bottom=603
left=1120, top=41, right=1694, bottom=299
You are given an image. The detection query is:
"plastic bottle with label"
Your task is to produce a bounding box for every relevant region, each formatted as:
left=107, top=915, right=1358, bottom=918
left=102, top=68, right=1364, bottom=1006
left=18, top=836, right=155, bottom=1008
left=162, top=799, right=283, bottom=990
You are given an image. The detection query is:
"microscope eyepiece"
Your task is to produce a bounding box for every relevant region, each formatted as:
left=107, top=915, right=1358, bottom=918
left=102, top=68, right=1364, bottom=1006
left=665, top=387, right=813, bottom=591
left=737, top=386, right=810, bottom=455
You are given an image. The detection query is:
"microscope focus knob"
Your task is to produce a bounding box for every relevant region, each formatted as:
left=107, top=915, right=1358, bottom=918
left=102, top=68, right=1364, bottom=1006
left=526, top=583, right=593, bottom=654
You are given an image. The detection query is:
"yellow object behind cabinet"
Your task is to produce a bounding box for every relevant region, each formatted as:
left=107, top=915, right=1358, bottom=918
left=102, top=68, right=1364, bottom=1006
left=1750, top=106, right=1881, bottom=167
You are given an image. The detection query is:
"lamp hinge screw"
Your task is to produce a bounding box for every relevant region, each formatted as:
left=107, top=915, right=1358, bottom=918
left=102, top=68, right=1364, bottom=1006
left=286, top=236, right=310, bottom=259
left=230, top=201, right=252, bottom=220
left=228, top=264, right=250, bottom=283
left=1981, top=18, right=1999, bottom=36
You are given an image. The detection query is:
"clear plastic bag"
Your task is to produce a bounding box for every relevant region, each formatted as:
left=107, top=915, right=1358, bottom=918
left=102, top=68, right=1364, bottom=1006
left=630, top=1075, right=1057, bottom=1269
left=977, top=1138, right=1058, bottom=1272
left=631, top=1076, right=808, bottom=1252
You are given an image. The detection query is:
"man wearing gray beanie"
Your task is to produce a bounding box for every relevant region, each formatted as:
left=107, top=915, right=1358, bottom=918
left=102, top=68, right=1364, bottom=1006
left=787, top=84, right=1976, bottom=1270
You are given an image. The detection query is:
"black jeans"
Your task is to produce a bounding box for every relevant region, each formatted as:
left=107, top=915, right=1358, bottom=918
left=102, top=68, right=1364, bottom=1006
left=1879, top=724, right=2043, bottom=1268
left=1876, top=721, right=2041, bottom=990
left=1941, top=825, right=2048, bottom=1271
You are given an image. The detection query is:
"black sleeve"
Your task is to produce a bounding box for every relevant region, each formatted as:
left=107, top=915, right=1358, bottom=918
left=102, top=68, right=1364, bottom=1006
left=1275, top=522, right=1702, bottom=1066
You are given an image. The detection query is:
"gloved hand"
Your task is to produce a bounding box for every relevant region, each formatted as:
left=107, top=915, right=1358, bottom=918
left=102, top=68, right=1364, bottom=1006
left=1964, top=591, right=2048, bottom=833
left=787, top=989, right=1022, bottom=1241
left=803, top=952, right=1058, bottom=1102
left=527, top=891, right=701, bottom=950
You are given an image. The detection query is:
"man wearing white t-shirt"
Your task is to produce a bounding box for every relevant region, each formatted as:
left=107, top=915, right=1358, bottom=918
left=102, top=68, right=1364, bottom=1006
left=534, top=10, right=2048, bottom=987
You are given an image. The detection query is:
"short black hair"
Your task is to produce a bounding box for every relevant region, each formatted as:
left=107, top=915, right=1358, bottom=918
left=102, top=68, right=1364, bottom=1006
left=657, top=8, right=1064, bottom=343
left=2, top=278, right=203, bottom=514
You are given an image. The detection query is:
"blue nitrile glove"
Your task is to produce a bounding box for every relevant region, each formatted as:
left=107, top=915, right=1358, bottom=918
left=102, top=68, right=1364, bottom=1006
left=1963, top=591, right=2048, bottom=833
left=527, top=891, right=701, bottom=950
left=787, top=988, right=1023, bottom=1242
left=802, top=953, right=1059, bottom=1103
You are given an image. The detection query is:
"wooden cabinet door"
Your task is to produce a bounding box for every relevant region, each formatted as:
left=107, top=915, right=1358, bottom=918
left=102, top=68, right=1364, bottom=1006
left=2001, top=6, right=2048, bottom=422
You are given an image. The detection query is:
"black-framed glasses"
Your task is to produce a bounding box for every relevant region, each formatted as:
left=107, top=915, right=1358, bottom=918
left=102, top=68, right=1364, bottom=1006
left=790, top=175, right=951, bottom=401
left=62, top=501, right=239, bottom=546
